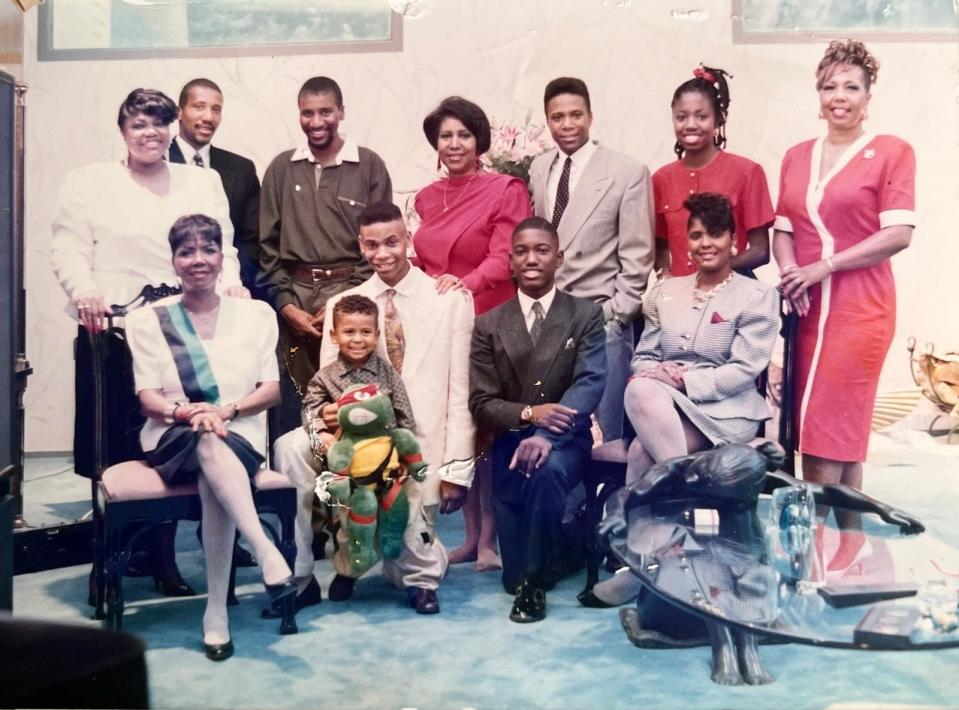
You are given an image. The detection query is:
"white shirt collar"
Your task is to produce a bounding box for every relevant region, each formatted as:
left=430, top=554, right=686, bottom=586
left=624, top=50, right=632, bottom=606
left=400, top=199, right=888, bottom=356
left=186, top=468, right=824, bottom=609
left=369, top=265, right=417, bottom=299
left=555, top=139, right=597, bottom=170
left=290, top=137, right=360, bottom=165
left=517, top=286, right=557, bottom=328
left=174, top=135, right=212, bottom=167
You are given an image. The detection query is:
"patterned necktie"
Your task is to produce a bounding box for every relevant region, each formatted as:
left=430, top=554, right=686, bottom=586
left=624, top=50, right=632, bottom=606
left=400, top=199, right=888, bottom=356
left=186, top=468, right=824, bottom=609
left=551, top=156, right=572, bottom=228
left=384, top=289, right=405, bottom=372
left=530, top=301, right=545, bottom=345
left=192, top=152, right=204, bottom=168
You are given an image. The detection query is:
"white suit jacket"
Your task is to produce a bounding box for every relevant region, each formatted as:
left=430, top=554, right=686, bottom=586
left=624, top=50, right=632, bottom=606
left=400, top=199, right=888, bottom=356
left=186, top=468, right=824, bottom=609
left=319, top=267, right=476, bottom=506
left=529, top=142, right=655, bottom=323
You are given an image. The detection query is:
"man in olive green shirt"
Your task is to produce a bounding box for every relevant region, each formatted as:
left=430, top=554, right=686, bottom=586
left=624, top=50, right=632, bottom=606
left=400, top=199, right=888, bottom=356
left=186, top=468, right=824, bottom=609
left=259, top=76, right=392, bottom=429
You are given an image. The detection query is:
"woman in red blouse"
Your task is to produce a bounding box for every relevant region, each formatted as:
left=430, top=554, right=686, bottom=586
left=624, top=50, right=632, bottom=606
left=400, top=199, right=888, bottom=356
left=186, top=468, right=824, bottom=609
left=653, top=66, right=774, bottom=279
left=414, top=96, right=532, bottom=570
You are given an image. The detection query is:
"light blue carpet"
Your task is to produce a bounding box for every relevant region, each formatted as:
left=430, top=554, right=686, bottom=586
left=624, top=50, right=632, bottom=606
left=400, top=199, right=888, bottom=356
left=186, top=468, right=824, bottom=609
left=12, top=433, right=959, bottom=710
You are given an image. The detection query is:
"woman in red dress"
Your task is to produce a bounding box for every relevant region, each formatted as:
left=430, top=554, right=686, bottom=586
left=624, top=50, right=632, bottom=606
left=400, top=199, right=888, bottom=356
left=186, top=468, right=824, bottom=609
left=415, top=96, right=532, bottom=569
left=653, top=65, right=774, bottom=279
left=774, top=40, right=915, bottom=488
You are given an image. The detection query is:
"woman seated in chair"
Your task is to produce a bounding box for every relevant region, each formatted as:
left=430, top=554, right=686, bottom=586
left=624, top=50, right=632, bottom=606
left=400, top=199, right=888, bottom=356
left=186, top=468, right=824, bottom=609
left=583, top=193, right=779, bottom=607
left=125, top=214, right=295, bottom=661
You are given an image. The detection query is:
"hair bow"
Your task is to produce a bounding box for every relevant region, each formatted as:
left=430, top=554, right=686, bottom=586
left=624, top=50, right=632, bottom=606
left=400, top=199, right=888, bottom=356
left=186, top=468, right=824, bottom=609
left=693, top=66, right=716, bottom=83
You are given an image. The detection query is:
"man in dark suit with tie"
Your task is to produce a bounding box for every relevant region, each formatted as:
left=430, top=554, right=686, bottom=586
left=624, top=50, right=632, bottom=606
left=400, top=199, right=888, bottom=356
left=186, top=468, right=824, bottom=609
left=170, top=78, right=264, bottom=298
left=469, top=216, right=607, bottom=623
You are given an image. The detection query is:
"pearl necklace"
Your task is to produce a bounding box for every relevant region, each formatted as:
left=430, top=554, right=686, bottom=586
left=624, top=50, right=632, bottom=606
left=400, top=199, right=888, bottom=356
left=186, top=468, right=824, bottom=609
left=184, top=304, right=220, bottom=324
left=442, top=173, right=478, bottom=213
left=692, top=272, right=734, bottom=303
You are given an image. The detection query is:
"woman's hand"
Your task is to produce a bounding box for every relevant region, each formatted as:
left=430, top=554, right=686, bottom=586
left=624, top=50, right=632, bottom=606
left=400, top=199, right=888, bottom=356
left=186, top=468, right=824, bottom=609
left=189, top=409, right=228, bottom=438
left=434, top=273, right=469, bottom=294
left=778, top=261, right=831, bottom=314
left=224, top=285, right=251, bottom=299
left=637, top=362, right=686, bottom=390
left=73, top=291, right=110, bottom=333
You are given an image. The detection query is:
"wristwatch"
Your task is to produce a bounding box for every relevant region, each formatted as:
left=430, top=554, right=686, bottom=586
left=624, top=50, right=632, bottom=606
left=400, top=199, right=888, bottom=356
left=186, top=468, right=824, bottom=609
left=520, top=405, right=533, bottom=423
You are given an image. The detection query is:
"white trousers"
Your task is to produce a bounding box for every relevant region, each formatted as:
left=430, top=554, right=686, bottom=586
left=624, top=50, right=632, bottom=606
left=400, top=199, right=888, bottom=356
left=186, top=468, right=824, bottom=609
left=272, top=428, right=448, bottom=590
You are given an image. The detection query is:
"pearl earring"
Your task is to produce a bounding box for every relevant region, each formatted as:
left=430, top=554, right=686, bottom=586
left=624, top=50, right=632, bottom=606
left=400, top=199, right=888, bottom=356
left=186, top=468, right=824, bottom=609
left=731, top=245, right=739, bottom=256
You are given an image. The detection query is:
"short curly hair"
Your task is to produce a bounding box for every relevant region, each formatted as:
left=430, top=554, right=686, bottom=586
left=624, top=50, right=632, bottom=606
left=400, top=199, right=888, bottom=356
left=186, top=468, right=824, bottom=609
left=684, top=193, right=735, bottom=238
left=332, top=294, right=378, bottom=328
left=422, top=96, right=491, bottom=155
left=117, top=88, right=177, bottom=130
left=816, top=39, right=879, bottom=91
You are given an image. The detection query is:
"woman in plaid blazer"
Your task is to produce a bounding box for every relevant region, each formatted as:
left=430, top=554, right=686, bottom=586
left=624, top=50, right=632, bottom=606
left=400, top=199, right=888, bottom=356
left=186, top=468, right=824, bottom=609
left=583, top=193, right=778, bottom=608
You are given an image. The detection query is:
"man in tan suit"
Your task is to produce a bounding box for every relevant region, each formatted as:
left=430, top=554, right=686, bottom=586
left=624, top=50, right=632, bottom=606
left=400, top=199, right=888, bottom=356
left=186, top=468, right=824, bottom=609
left=529, top=77, right=654, bottom=442
left=274, top=202, right=475, bottom=614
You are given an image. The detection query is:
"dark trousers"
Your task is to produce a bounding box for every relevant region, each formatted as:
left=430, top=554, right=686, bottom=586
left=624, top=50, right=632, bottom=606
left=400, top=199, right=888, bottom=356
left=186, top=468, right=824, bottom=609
left=490, top=431, right=588, bottom=592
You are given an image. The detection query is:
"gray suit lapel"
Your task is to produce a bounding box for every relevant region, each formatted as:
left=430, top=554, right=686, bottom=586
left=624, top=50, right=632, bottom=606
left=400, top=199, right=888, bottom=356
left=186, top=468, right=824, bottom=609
left=558, top=145, right=612, bottom=251
left=531, top=150, right=556, bottom=219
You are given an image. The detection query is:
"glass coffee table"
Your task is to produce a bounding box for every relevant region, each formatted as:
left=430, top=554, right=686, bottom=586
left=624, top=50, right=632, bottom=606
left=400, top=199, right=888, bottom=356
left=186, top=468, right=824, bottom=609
left=604, top=490, right=959, bottom=651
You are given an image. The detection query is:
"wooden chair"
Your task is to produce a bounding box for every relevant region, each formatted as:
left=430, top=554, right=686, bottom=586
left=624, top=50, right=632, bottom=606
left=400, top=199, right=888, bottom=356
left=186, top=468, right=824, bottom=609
left=87, top=286, right=298, bottom=634
left=579, top=303, right=798, bottom=593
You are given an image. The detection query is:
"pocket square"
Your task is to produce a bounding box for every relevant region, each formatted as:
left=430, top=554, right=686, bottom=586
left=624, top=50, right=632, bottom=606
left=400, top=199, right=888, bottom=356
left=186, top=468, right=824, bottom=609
left=564, top=338, right=576, bottom=349
left=710, top=312, right=728, bottom=324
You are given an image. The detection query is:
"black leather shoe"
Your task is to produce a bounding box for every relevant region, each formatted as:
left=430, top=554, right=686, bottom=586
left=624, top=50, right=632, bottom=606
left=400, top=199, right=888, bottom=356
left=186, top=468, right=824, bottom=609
left=408, top=588, right=440, bottom=615
left=509, top=581, right=546, bottom=623
left=264, top=576, right=297, bottom=604
left=153, top=572, right=197, bottom=598
left=261, top=576, right=322, bottom=618
left=233, top=544, right=257, bottom=568
left=203, top=639, right=234, bottom=662
left=328, top=574, right=357, bottom=602
left=577, top=588, right=617, bottom=608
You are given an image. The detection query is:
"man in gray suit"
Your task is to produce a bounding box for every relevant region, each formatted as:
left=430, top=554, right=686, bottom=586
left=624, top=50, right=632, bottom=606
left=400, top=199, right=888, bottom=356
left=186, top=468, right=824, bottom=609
left=529, top=77, right=654, bottom=442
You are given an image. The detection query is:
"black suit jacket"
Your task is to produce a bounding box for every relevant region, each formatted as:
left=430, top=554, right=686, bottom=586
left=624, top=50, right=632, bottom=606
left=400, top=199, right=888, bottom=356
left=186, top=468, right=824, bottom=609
left=169, top=141, right=260, bottom=270
left=469, top=290, right=607, bottom=451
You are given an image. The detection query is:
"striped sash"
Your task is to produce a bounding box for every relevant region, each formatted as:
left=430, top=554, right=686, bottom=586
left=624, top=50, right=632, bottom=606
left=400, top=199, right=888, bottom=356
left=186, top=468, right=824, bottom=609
left=154, top=302, right=220, bottom=404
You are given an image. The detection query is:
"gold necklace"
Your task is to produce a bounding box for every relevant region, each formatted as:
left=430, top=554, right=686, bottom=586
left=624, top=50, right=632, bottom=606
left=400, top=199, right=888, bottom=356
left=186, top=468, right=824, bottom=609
left=692, top=272, right=734, bottom=303
left=442, top=173, right=478, bottom=213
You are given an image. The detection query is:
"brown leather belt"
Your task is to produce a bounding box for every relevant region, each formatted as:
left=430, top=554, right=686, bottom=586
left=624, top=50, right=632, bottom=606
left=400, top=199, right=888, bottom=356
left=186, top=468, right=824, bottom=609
left=284, top=263, right=355, bottom=282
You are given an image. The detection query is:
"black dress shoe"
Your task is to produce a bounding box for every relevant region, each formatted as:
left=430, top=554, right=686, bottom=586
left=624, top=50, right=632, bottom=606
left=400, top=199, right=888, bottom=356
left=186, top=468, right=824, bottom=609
left=153, top=572, right=197, bottom=598
left=328, top=574, right=357, bottom=602
left=264, top=576, right=297, bottom=605
left=261, top=576, right=323, bottom=618
left=203, top=639, right=234, bottom=662
left=233, top=544, right=257, bottom=568
left=509, top=581, right=546, bottom=623
left=408, top=588, right=440, bottom=615
left=577, top=588, right=617, bottom=608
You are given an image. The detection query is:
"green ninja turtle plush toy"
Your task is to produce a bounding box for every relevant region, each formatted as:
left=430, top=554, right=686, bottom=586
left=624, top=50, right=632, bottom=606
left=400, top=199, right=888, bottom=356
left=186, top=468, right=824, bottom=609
left=322, top=383, right=427, bottom=574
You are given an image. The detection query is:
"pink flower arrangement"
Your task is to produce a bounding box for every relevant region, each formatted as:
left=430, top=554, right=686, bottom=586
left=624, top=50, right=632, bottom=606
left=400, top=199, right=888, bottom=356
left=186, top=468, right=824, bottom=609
left=481, top=113, right=551, bottom=185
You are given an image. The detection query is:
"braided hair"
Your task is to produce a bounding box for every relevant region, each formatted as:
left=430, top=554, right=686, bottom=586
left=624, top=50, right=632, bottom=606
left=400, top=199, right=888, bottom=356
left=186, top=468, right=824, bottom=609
left=670, top=64, right=732, bottom=157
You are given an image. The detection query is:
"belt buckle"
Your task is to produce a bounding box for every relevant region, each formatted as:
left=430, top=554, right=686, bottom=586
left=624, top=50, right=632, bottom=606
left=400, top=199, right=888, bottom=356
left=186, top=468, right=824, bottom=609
left=311, top=267, right=333, bottom=281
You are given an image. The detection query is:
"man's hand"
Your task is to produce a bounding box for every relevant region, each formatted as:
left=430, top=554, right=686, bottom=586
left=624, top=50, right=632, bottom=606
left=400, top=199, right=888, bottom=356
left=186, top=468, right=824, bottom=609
left=439, top=480, right=468, bottom=514
left=509, top=435, right=552, bottom=477
left=530, top=403, right=578, bottom=434
left=280, top=303, right=323, bottom=339
left=882, top=506, right=925, bottom=536
left=320, top=403, right=339, bottom=430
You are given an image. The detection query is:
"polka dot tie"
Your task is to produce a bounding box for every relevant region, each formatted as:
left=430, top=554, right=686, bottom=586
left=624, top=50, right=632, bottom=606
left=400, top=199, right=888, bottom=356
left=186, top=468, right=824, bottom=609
left=551, top=156, right=572, bottom=229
